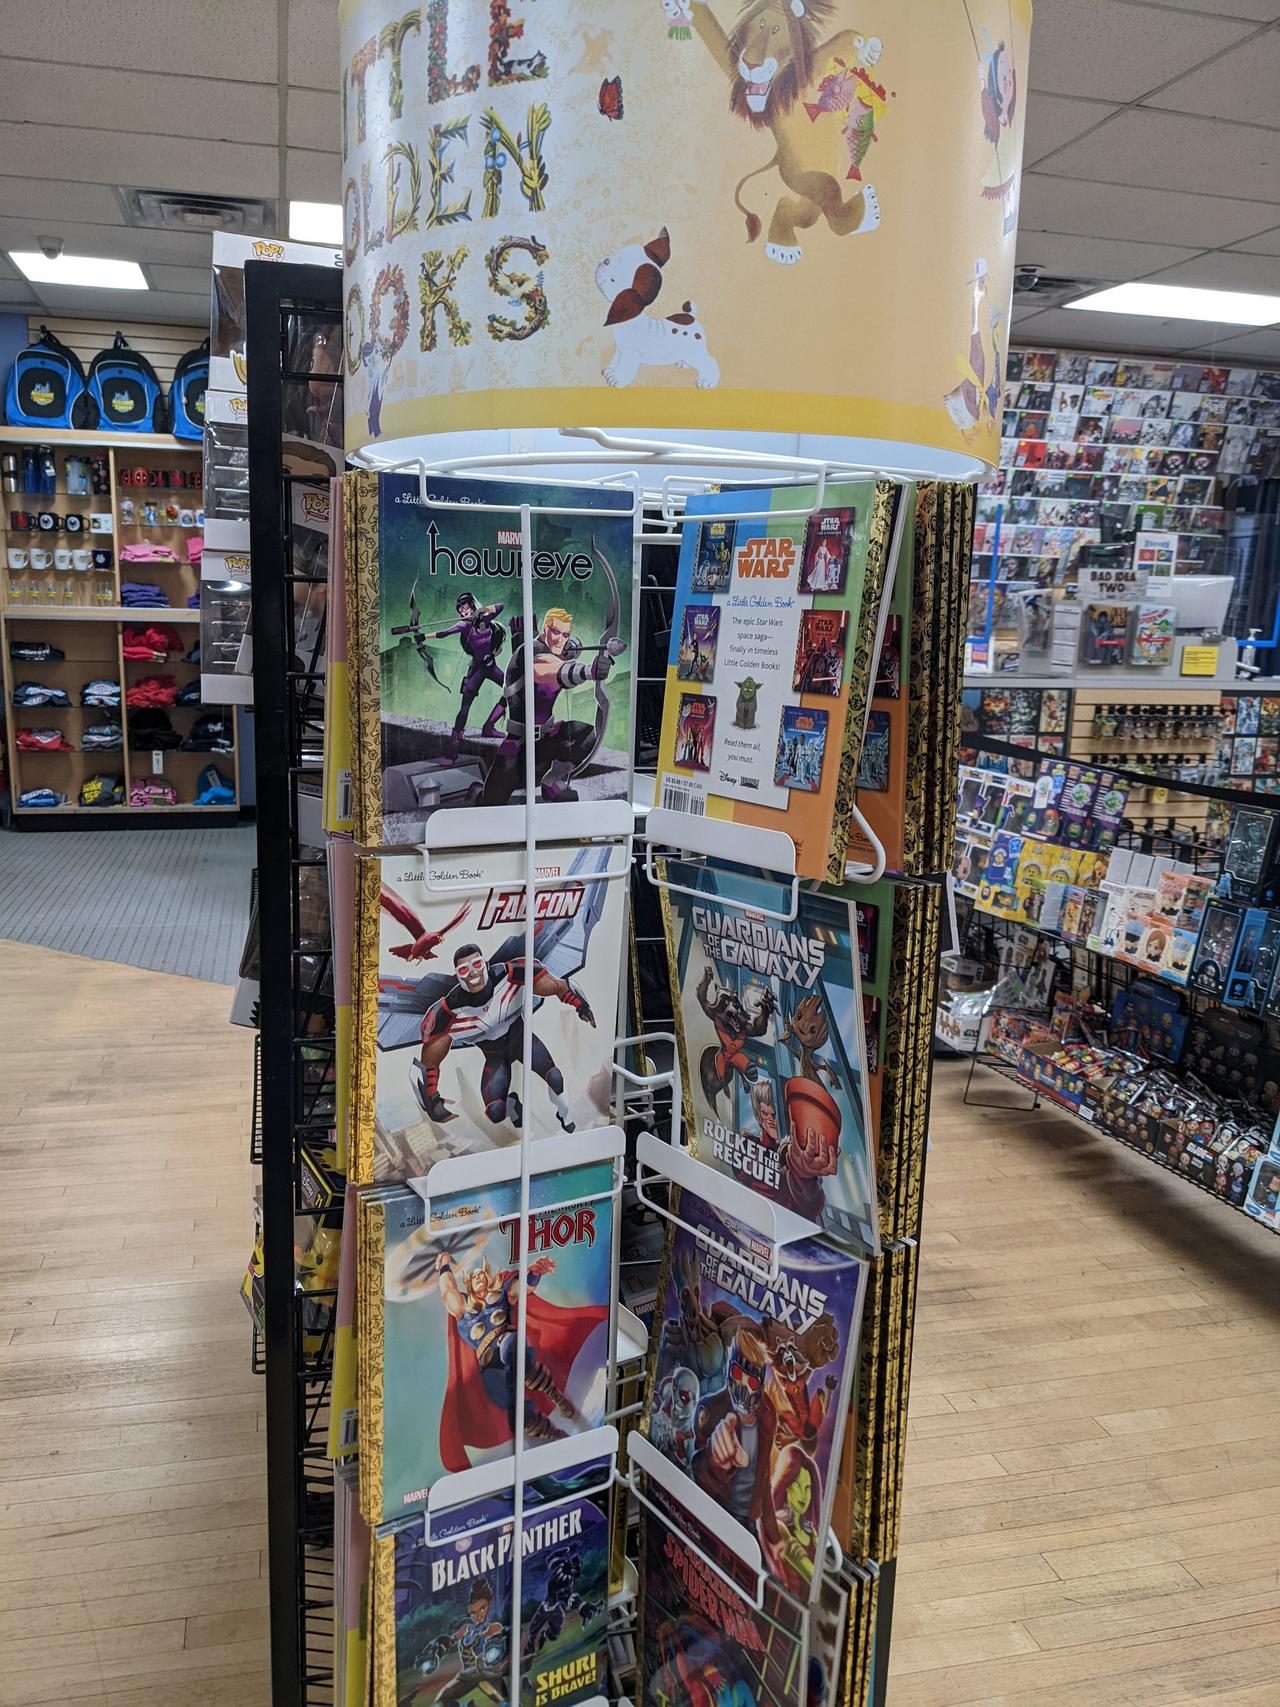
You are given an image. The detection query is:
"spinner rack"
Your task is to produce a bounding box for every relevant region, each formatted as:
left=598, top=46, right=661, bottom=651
left=247, top=259, right=345, bottom=1707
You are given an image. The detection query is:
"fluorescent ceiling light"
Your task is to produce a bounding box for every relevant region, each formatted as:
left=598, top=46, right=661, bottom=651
left=289, top=200, right=342, bottom=244
left=10, top=251, right=148, bottom=290
left=1067, top=281, right=1280, bottom=327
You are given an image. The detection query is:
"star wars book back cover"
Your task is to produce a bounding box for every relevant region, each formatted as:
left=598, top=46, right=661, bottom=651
left=356, top=842, right=626, bottom=1184
left=368, top=1159, right=614, bottom=1520
left=659, top=857, right=878, bottom=1253
left=646, top=1186, right=867, bottom=1602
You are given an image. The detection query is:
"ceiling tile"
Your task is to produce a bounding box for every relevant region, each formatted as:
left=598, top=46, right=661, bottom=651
left=287, top=149, right=341, bottom=205
left=1184, top=327, right=1280, bottom=361
left=1023, top=94, right=1118, bottom=167
left=1015, top=229, right=1203, bottom=283
left=1145, top=27, right=1280, bottom=126
left=289, top=88, right=340, bottom=155
left=0, top=178, right=124, bottom=225
left=1122, top=0, right=1280, bottom=23
left=0, top=283, right=40, bottom=309
left=17, top=2, right=274, bottom=78
left=1042, top=109, right=1280, bottom=203
left=147, top=265, right=215, bottom=296
left=289, top=0, right=340, bottom=89
left=0, top=60, right=276, bottom=145
left=1021, top=171, right=1280, bottom=247
left=1009, top=303, right=1254, bottom=354
left=27, top=285, right=207, bottom=327
left=1228, top=225, right=1280, bottom=256
left=1027, top=0, right=1255, bottom=104
left=0, top=123, right=278, bottom=200
left=0, top=220, right=214, bottom=271
left=1141, top=249, right=1280, bottom=292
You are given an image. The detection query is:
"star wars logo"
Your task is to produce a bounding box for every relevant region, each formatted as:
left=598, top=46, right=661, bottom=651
left=503, top=1206, right=597, bottom=1263
left=690, top=905, right=826, bottom=988
left=478, top=881, right=585, bottom=931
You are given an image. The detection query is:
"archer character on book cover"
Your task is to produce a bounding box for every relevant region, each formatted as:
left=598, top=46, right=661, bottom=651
left=649, top=1191, right=865, bottom=1598
left=391, top=1484, right=608, bottom=1707
left=677, top=606, right=721, bottom=683
left=792, top=609, right=848, bottom=696
left=380, top=1162, right=613, bottom=1505
left=372, top=474, right=634, bottom=839
left=663, top=859, right=878, bottom=1252
left=371, top=845, right=624, bottom=1180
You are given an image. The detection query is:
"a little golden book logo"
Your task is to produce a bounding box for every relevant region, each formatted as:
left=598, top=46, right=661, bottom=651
left=252, top=240, right=285, bottom=261
left=736, top=536, right=797, bottom=579
left=30, top=383, right=54, bottom=406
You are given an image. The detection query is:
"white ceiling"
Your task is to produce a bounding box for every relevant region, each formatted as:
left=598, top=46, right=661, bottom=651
left=0, top=0, right=1276, bottom=359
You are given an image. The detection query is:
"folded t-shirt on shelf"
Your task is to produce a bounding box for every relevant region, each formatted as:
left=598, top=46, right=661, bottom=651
left=121, top=582, right=170, bottom=608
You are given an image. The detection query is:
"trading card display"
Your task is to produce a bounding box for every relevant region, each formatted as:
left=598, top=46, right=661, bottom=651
left=655, top=478, right=901, bottom=882
left=659, top=857, right=878, bottom=1252
left=371, top=1478, right=610, bottom=1707
left=358, top=1159, right=614, bottom=1524
left=647, top=1187, right=866, bottom=1599
left=344, top=471, right=635, bottom=846
left=352, top=843, right=626, bottom=1185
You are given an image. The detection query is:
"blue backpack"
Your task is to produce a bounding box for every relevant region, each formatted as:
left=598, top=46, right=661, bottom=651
left=168, top=338, right=209, bottom=441
left=4, top=325, right=92, bottom=429
left=87, top=332, right=163, bottom=432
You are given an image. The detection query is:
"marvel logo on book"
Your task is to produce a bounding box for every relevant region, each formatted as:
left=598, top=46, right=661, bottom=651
left=659, top=780, right=705, bottom=814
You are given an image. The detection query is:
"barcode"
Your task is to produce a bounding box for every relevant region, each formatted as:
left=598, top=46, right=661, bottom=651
left=337, top=1407, right=359, bottom=1450
left=659, top=780, right=705, bottom=814
left=336, top=769, right=352, bottom=822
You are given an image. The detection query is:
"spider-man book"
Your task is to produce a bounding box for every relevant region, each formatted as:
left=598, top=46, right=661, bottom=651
left=646, top=1185, right=866, bottom=1603
left=658, top=856, right=878, bottom=1252
left=352, top=841, right=627, bottom=1184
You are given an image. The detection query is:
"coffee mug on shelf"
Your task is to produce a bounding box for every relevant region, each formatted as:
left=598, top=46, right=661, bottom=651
left=91, top=548, right=112, bottom=569
left=72, top=548, right=91, bottom=571
left=30, top=546, right=51, bottom=570
left=63, top=512, right=84, bottom=534
left=36, top=511, right=60, bottom=532
left=54, top=548, right=72, bottom=571
left=6, top=547, right=28, bottom=570
left=8, top=510, right=35, bottom=531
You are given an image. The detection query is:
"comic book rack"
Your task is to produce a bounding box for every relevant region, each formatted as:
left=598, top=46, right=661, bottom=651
left=249, top=288, right=962, bottom=1705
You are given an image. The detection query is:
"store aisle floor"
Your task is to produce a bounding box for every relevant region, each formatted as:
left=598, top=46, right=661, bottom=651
left=889, top=1059, right=1280, bottom=1707
left=0, top=940, right=267, bottom=1707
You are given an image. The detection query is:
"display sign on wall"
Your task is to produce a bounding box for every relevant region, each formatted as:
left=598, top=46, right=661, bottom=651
left=338, top=0, right=1030, bottom=462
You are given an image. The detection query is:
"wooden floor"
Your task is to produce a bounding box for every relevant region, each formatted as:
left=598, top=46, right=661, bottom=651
left=0, top=939, right=268, bottom=1707
left=889, top=1058, right=1280, bottom=1707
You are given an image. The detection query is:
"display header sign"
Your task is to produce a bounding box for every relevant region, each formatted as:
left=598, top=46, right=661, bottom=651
left=338, top=0, right=1030, bottom=461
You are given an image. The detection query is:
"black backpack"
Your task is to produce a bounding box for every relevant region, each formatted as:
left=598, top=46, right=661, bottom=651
left=87, top=332, right=165, bottom=432
left=168, top=338, right=209, bottom=441
left=4, top=325, right=93, bottom=428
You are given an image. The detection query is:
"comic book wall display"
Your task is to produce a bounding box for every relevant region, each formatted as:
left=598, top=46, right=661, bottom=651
left=352, top=842, right=627, bottom=1185
left=344, top=471, right=636, bottom=847
left=371, top=1474, right=610, bottom=1707
left=658, top=856, right=878, bottom=1253
left=655, top=478, right=902, bottom=883
left=646, top=1186, right=866, bottom=1602
left=357, top=1157, right=615, bottom=1525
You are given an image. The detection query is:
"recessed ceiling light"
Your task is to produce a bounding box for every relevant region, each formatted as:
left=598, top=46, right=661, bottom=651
left=289, top=201, right=342, bottom=244
left=10, top=251, right=148, bottom=290
left=1067, top=281, right=1280, bottom=327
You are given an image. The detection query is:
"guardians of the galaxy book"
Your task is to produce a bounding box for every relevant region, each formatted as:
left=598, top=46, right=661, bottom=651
left=659, top=856, right=878, bottom=1252
left=647, top=1186, right=866, bottom=1601
left=372, top=1475, right=610, bottom=1707
left=638, top=1474, right=850, bottom=1707
left=352, top=841, right=627, bottom=1185
left=344, top=471, right=635, bottom=846
left=358, top=1156, right=615, bottom=1525
left=655, top=479, right=901, bottom=883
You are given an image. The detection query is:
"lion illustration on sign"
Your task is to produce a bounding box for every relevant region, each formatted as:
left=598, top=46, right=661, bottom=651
left=677, top=0, right=887, bottom=264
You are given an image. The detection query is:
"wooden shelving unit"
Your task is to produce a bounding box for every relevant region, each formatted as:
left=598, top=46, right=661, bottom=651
left=1, top=426, right=240, bottom=820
